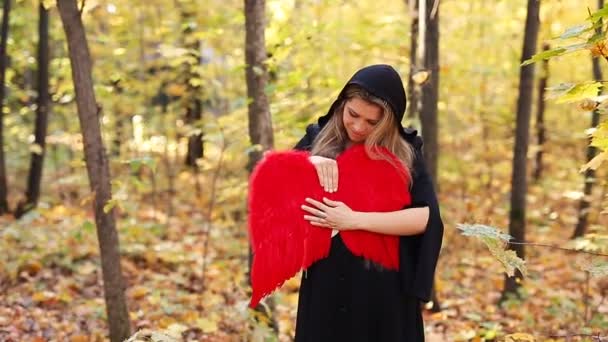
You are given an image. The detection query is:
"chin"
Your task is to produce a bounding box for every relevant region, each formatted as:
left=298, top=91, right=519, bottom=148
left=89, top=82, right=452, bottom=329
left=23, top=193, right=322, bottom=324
left=347, top=132, right=365, bottom=143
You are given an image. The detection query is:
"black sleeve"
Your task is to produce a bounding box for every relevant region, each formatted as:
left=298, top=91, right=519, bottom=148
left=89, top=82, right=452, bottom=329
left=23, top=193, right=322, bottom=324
left=399, top=136, right=444, bottom=302
left=293, top=124, right=320, bottom=151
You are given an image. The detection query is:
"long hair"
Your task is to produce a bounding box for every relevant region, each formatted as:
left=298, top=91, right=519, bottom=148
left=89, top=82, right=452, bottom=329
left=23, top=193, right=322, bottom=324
left=311, top=85, right=416, bottom=183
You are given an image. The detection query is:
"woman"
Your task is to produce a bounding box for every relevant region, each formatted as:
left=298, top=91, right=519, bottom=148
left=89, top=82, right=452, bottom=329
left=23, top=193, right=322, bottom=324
left=293, top=64, right=443, bottom=341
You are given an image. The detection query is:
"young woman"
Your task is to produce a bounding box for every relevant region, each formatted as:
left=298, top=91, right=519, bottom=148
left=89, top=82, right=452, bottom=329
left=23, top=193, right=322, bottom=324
left=293, top=64, right=444, bottom=341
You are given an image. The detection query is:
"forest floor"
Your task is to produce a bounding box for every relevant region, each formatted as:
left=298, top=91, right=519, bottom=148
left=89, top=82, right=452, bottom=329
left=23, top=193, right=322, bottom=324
left=1, top=166, right=607, bottom=342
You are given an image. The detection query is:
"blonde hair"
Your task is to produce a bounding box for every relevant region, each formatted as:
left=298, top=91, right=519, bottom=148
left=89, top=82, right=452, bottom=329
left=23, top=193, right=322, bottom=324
left=311, top=85, right=416, bottom=183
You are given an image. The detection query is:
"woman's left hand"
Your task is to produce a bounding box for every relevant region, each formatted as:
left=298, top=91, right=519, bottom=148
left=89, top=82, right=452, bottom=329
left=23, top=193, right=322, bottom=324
left=301, top=197, right=357, bottom=230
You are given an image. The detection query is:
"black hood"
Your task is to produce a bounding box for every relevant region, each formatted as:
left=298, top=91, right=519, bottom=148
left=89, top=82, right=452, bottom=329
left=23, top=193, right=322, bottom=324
left=317, top=64, right=417, bottom=141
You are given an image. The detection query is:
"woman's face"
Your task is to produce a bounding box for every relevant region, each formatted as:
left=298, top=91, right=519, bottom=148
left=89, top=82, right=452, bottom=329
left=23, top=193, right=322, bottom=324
left=342, top=97, right=382, bottom=143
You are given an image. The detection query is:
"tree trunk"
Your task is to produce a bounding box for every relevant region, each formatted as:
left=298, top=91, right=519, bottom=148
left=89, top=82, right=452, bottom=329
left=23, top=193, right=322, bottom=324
left=532, top=43, right=549, bottom=183
left=56, top=1, right=131, bottom=341
left=573, top=0, right=604, bottom=239
left=185, top=98, right=203, bottom=166
left=15, top=2, right=50, bottom=218
left=245, top=0, right=274, bottom=172
left=177, top=2, right=204, bottom=168
left=0, top=0, right=11, bottom=215
left=502, top=0, right=541, bottom=299
left=406, top=0, right=419, bottom=120
left=245, top=0, right=277, bottom=332
left=420, top=0, right=439, bottom=189
left=418, top=0, right=441, bottom=313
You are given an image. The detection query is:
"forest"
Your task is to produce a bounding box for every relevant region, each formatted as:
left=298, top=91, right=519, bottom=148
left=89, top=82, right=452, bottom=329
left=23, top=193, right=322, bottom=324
left=0, top=0, right=608, bottom=341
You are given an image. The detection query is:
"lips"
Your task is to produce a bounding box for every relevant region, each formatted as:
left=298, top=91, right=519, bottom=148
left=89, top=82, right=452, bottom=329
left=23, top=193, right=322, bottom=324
left=350, top=131, right=366, bottom=140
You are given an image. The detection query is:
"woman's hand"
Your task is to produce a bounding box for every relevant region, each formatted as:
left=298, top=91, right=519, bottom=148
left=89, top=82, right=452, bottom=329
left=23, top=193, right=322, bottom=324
left=309, top=156, right=338, bottom=193
left=301, top=197, right=357, bottom=230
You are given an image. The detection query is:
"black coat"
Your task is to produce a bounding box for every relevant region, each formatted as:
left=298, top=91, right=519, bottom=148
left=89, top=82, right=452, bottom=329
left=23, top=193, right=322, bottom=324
left=292, top=123, right=444, bottom=342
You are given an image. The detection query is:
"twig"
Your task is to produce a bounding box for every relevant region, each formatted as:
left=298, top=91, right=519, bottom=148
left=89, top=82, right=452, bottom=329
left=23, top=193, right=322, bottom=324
left=584, top=268, right=590, bottom=324
left=200, top=124, right=226, bottom=292
left=507, top=241, right=608, bottom=257
left=78, top=0, right=86, bottom=15
left=546, top=333, right=607, bottom=341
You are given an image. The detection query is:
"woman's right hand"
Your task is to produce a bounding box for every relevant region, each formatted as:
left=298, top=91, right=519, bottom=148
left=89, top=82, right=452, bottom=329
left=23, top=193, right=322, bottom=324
left=309, top=156, right=338, bottom=193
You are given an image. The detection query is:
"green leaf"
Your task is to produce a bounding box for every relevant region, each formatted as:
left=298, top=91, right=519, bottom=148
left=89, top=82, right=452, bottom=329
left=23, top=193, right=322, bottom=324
left=82, top=220, right=95, bottom=233
left=522, top=42, right=590, bottom=66
left=456, top=223, right=512, bottom=241
left=588, top=4, right=608, bottom=23
left=522, top=47, right=567, bottom=66
left=554, top=82, right=602, bottom=104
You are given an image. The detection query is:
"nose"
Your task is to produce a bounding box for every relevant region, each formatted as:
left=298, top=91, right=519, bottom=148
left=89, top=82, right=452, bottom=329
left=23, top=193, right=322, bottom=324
left=352, top=123, right=365, bottom=135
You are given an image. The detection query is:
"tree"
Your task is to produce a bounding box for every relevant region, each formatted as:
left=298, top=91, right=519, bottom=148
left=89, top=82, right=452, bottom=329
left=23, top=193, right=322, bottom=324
left=420, top=0, right=440, bottom=188
left=573, top=0, right=604, bottom=239
left=56, top=1, right=131, bottom=341
left=533, top=43, right=549, bottom=183
left=406, top=0, right=419, bottom=120
left=245, top=0, right=273, bottom=172
left=503, top=0, right=541, bottom=299
left=15, top=2, right=50, bottom=218
left=0, top=0, right=11, bottom=215
left=245, top=0, right=276, bottom=332
left=177, top=0, right=204, bottom=168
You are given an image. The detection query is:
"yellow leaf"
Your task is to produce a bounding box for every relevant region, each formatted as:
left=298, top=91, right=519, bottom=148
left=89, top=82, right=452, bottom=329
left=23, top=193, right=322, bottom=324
left=130, top=286, right=148, bottom=299
left=505, top=333, right=536, bottom=342
left=29, top=143, right=43, bottom=155
left=19, top=260, right=42, bottom=276
left=32, top=291, right=57, bottom=304
left=196, top=318, right=218, bottom=333
left=166, top=83, right=187, bottom=97
left=580, top=150, right=608, bottom=172
left=412, top=70, right=430, bottom=84
left=70, top=334, right=89, bottom=342
left=77, top=262, right=97, bottom=276
left=166, top=323, right=189, bottom=336
left=113, top=48, right=126, bottom=56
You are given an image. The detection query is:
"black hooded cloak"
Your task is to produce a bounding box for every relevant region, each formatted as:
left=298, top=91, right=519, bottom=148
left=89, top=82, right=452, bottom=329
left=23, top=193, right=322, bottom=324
left=292, top=64, right=444, bottom=342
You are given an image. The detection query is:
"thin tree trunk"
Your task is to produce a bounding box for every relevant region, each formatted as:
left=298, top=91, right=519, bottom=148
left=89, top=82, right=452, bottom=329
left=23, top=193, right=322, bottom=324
left=502, top=0, right=541, bottom=299
left=573, top=0, right=604, bottom=239
left=56, top=1, right=131, bottom=341
left=406, top=0, right=419, bottom=120
left=245, top=0, right=276, bottom=332
left=0, top=0, right=11, bottom=215
left=177, top=2, right=204, bottom=167
left=16, top=2, right=50, bottom=218
left=245, top=0, right=274, bottom=171
left=533, top=43, right=549, bottom=183
left=419, top=0, right=441, bottom=313
left=420, top=0, right=439, bottom=189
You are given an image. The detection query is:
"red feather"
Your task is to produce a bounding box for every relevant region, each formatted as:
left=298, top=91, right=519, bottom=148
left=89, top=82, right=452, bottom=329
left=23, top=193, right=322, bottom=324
left=248, top=145, right=411, bottom=307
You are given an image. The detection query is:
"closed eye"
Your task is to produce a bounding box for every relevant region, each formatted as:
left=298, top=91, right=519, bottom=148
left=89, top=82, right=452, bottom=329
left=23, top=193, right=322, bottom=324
left=349, top=108, right=378, bottom=126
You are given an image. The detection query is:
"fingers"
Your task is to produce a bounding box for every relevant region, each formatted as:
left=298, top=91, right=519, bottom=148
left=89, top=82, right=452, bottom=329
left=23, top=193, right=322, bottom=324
left=331, top=165, right=339, bottom=192
left=314, top=165, right=324, bottom=191
left=303, top=215, right=331, bottom=227
left=309, top=156, right=338, bottom=193
left=322, top=165, right=330, bottom=192
left=322, top=197, right=342, bottom=207
left=310, top=221, right=332, bottom=228
left=305, top=197, right=329, bottom=211
left=301, top=204, right=327, bottom=218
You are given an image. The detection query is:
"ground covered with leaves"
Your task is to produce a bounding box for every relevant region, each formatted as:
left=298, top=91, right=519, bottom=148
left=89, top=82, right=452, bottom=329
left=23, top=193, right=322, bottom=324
left=1, top=153, right=608, bottom=342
